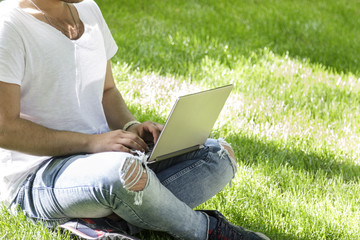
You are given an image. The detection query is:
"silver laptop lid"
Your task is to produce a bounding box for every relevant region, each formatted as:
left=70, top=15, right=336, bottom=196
left=148, top=84, right=233, bottom=162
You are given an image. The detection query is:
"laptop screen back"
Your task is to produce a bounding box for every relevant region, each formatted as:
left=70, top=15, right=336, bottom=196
left=148, top=84, right=233, bottom=162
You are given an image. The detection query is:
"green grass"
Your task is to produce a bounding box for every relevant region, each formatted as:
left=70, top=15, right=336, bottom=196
left=0, top=206, right=72, bottom=240
left=1, top=0, right=360, bottom=239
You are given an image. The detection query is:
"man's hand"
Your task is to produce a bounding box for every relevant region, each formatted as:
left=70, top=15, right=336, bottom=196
left=127, top=121, right=163, bottom=147
left=87, top=129, right=150, bottom=153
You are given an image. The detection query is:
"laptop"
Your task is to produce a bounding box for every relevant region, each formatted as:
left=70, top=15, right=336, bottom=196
left=147, top=84, right=233, bottom=162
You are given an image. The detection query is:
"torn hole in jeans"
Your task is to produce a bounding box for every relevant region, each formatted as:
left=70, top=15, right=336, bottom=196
left=217, top=139, right=238, bottom=186
left=120, top=154, right=149, bottom=205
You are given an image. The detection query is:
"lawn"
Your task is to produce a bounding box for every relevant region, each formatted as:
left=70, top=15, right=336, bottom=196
left=1, top=0, right=359, bottom=239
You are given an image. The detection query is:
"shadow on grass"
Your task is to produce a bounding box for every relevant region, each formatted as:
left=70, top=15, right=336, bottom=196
left=130, top=103, right=359, bottom=183
left=98, top=0, right=360, bottom=76
left=209, top=132, right=358, bottom=240
left=126, top=105, right=358, bottom=239
left=227, top=132, right=360, bottom=183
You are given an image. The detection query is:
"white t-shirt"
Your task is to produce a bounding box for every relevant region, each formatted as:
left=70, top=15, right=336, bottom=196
left=0, top=0, right=118, bottom=206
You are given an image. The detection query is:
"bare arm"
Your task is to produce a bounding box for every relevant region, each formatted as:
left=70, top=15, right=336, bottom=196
left=0, top=81, right=92, bottom=156
left=0, top=77, right=149, bottom=156
left=102, top=61, right=163, bottom=145
left=102, top=60, right=136, bottom=130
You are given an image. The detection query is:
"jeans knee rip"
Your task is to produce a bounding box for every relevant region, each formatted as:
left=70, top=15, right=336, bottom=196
left=119, top=151, right=149, bottom=205
left=217, top=138, right=238, bottom=186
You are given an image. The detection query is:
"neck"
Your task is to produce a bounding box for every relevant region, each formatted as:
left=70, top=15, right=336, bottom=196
left=21, top=0, right=84, bottom=40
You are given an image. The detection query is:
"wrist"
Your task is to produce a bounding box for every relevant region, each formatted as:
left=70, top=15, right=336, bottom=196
left=83, top=133, right=96, bottom=153
left=123, top=120, right=141, bottom=131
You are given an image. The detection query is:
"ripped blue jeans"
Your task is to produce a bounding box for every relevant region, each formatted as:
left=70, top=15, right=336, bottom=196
left=12, top=138, right=237, bottom=240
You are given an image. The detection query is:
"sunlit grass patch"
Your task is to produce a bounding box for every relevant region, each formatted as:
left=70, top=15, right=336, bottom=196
left=2, top=0, right=360, bottom=239
left=113, top=48, right=360, bottom=239
left=115, top=48, right=359, bottom=159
